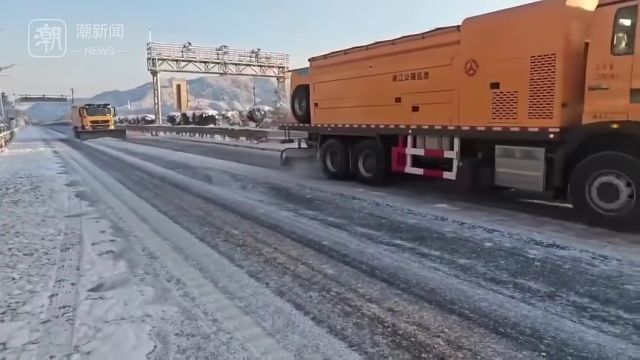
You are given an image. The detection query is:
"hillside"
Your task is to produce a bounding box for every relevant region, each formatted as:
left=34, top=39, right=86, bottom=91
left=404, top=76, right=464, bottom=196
left=26, top=76, right=278, bottom=123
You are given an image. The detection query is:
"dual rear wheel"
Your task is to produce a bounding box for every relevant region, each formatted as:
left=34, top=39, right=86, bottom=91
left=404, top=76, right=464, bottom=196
left=320, top=138, right=390, bottom=185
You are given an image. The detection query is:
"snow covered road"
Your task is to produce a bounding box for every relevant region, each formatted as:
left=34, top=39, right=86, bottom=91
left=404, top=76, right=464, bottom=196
left=1, top=127, right=355, bottom=359
left=0, top=128, right=162, bottom=359
left=2, top=126, right=639, bottom=359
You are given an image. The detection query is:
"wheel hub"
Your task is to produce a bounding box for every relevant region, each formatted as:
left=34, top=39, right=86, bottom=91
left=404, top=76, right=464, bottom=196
left=294, top=97, right=308, bottom=116
left=588, top=171, right=636, bottom=214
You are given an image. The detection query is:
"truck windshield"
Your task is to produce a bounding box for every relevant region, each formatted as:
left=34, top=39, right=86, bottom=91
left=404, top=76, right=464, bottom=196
left=84, top=107, right=112, bottom=116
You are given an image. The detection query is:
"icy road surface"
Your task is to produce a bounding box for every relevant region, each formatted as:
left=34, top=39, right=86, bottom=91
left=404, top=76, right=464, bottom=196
left=2, top=125, right=639, bottom=359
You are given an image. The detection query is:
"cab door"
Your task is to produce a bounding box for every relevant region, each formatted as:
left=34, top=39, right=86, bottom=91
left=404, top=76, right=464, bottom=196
left=629, top=3, right=640, bottom=119
left=583, top=3, right=638, bottom=124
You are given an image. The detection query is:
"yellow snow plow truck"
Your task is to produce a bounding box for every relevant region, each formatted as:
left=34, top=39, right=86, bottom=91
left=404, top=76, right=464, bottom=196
left=71, top=103, right=126, bottom=140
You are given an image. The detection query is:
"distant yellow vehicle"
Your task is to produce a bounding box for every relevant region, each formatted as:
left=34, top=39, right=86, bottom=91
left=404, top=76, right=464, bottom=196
left=71, top=103, right=126, bottom=140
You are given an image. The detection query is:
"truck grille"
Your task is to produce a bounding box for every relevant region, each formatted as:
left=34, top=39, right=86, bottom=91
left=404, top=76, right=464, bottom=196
left=491, top=91, right=519, bottom=121
left=528, top=53, right=557, bottom=120
left=90, top=120, right=111, bottom=125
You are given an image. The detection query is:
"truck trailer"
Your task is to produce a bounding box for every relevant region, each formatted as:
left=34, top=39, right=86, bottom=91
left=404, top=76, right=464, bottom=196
left=284, top=0, right=640, bottom=227
left=71, top=103, right=126, bottom=140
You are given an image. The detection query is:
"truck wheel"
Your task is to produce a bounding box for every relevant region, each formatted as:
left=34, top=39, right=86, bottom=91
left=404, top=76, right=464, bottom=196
left=73, top=127, right=79, bottom=139
left=352, top=139, right=390, bottom=185
left=569, top=152, right=640, bottom=227
left=291, top=85, right=311, bottom=124
left=321, top=138, right=350, bottom=180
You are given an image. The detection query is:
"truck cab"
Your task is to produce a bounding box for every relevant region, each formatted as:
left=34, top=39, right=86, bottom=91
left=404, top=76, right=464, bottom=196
left=583, top=0, right=640, bottom=122
left=561, top=0, right=640, bottom=226
left=70, top=103, right=126, bottom=140
left=71, top=104, right=116, bottom=131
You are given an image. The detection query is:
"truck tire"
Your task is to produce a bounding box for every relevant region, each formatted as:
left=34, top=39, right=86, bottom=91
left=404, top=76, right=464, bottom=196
left=73, top=127, right=79, bottom=139
left=352, top=139, right=390, bottom=185
left=291, top=85, right=311, bottom=124
left=569, top=151, right=640, bottom=228
left=321, top=138, right=350, bottom=180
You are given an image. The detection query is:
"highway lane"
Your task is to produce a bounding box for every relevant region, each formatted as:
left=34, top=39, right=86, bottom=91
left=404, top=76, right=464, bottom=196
left=45, top=129, right=637, bottom=359
left=38, top=125, right=640, bottom=357
left=39, top=127, right=358, bottom=359
left=125, top=134, right=623, bottom=231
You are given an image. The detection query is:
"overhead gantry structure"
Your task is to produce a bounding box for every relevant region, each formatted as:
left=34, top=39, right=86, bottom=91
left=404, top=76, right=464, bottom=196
left=146, top=42, right=290, bottom=124
left=15, top=94, right=70, bottom=103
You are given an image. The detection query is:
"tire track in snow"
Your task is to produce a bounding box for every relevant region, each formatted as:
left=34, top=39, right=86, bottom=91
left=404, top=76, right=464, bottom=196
left=36, top=192, right=83, bottom=360
left=83, top=139, right=640, bottom=359
left=54, top=137, right=358, bottom=360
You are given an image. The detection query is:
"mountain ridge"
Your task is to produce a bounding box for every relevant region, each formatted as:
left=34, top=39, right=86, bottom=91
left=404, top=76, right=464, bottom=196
left=27, top=76, right=278, bottom=123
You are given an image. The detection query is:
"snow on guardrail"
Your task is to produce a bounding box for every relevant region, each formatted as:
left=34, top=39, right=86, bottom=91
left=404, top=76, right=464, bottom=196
left=0, top=128, right=18, bottom=150
left=122, top=125, right=306, bottom=143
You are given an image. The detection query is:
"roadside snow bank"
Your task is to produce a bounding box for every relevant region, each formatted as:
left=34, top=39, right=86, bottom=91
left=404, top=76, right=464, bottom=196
left=0, top=128, right=71, bottom=359
left=0, top=127, right=159, bottom=359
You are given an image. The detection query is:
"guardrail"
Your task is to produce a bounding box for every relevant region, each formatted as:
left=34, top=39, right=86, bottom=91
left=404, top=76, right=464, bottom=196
left=0, top=129, right=16, bottom=150
left=122, top=125, right=306, bottom=143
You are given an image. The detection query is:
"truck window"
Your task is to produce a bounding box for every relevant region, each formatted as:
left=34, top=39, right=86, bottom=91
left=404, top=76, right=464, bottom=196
left=612, top=6, right=638, bottom=55
left=84, top=107, right=112, bottom=116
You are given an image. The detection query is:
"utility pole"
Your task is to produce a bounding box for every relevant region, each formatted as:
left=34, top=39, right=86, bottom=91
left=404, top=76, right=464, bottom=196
left=151, top=70, right=162, bottom=124
left=252, top=78, right=256, bottom=106
left=0, top=91, right=5, bottom=122
left=0, top=74, right=6, bottom=122
left=70, top=88, right=75, bottom=104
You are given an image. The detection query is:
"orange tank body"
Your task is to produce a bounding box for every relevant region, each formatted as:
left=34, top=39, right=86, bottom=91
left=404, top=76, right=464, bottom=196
left=298, top=0, right=600, bottom=128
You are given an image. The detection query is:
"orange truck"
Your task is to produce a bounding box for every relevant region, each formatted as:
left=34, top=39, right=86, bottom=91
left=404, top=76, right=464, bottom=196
left=284, top=0, right=640, bottom=227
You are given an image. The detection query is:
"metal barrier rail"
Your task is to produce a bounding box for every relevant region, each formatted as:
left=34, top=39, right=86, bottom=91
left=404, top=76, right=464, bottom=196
left=122, top=125, right=306, bottom=142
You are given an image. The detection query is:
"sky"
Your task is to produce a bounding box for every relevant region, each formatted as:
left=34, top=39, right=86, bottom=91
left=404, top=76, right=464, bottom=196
left=0, top=0, right=532, bottom=97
